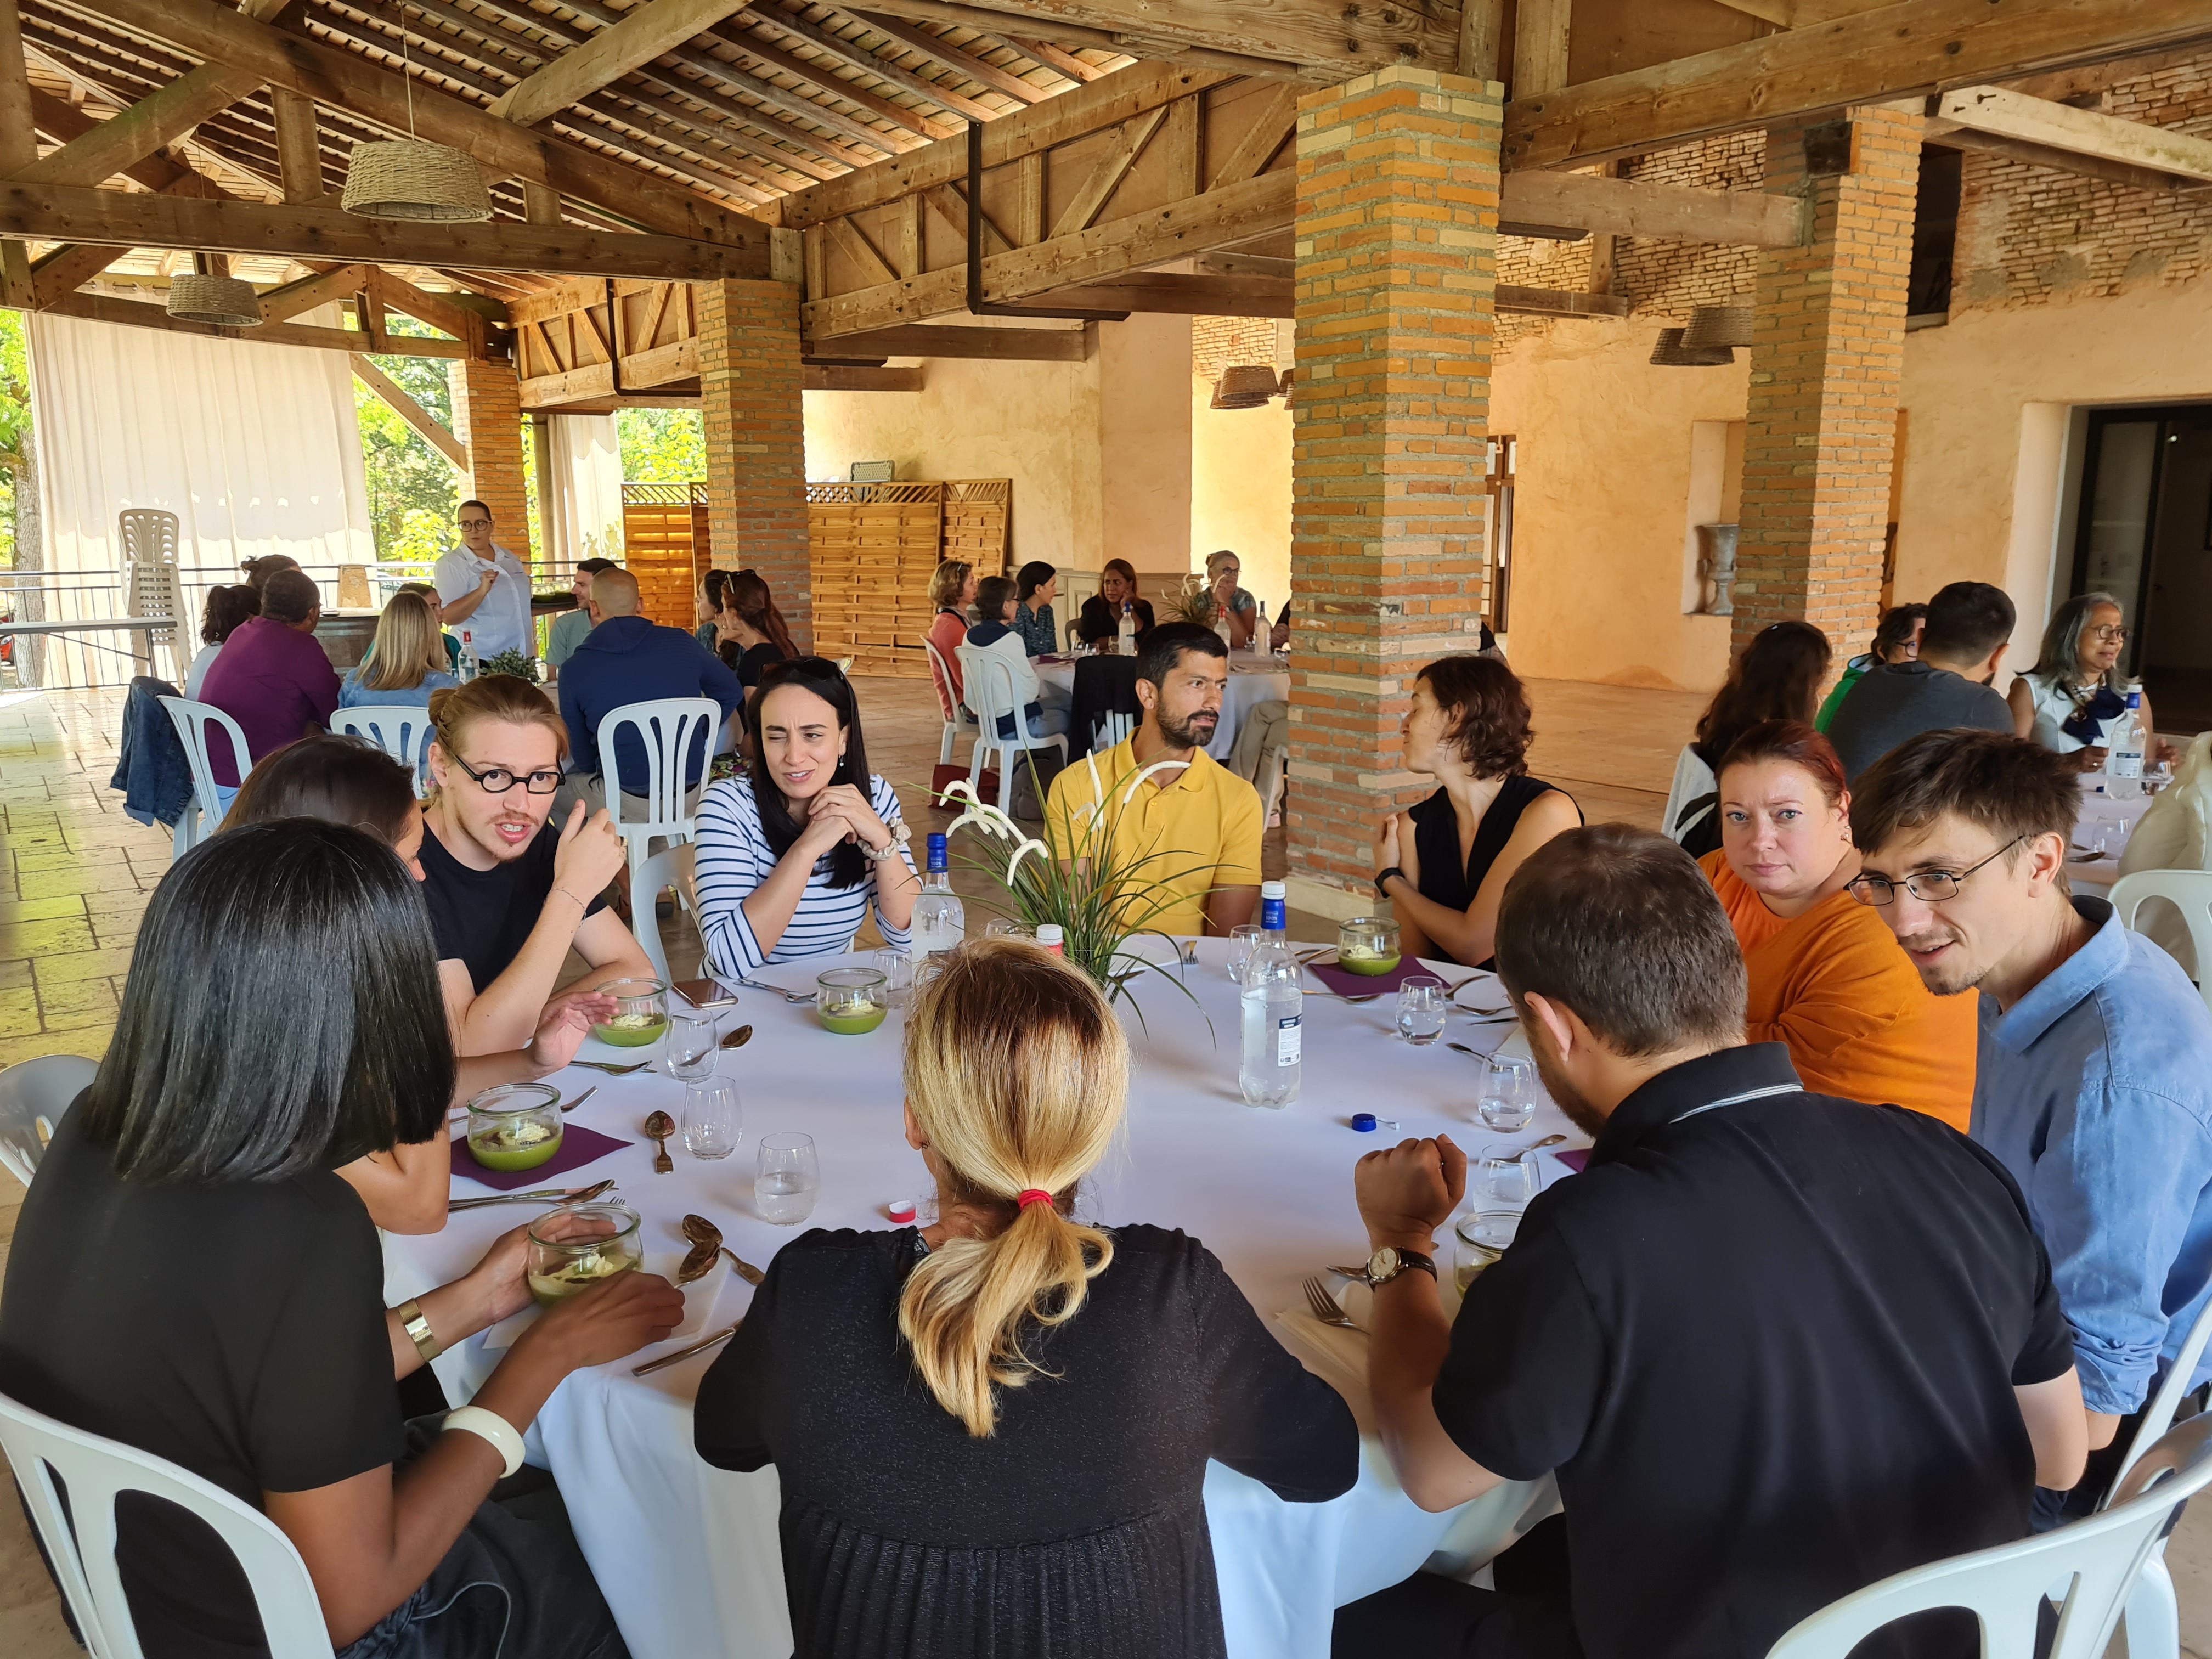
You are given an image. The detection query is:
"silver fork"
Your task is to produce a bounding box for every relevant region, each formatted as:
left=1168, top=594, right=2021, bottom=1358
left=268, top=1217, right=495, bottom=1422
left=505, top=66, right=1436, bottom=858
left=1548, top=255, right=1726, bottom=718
left=738, top=977, right=815, bottom=1005
left=1301, top=1274, right=1358, bottom=1328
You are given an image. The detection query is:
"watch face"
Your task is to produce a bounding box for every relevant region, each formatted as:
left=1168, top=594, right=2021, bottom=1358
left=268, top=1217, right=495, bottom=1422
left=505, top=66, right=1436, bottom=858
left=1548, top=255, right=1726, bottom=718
left=1366, top=1246, right=1401, bottom=1282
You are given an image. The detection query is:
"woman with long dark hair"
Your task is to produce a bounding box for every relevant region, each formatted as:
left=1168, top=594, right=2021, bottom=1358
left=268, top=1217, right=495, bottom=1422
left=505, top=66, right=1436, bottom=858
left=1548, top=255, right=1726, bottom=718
left=693, top=657, right=921, bottom=975
left=184, top=584, right=260, bottom=698
left=1671, top=620, right=1832, bottom=857
left=0, top=821, right=682, bottom=1659
left=714, top=568, right=799, bottom=691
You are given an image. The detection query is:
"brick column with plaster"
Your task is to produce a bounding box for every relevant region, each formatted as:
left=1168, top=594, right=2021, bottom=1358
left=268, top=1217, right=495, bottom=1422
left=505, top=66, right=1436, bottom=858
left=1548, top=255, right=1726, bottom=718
left=1734, top=107, right=1921, bottom=658
left=1288, top=66, right=1501, bottom=914
left=698, top=276, right=811, bottom=651
left=448, top=356, right=534, bottom=566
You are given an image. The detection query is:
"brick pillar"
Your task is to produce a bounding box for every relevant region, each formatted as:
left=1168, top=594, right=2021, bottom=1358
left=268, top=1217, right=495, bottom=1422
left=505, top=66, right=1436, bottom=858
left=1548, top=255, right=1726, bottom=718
left=448, top=356, right=533, bottom=565
left=697, top=277, right=810, bottom=651
left=1734, top=107, right=1921, bottom=658
left=1287, top=66, right=1500, bottom=910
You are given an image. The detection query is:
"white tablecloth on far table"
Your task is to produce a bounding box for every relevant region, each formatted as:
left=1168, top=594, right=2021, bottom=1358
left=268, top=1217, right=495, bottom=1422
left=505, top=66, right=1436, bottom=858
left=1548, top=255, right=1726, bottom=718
left=383, top=943, right=1578, bottom=1659
left=1034, top=650, right=1290, bottom=763
left=2069, top=778, right=2156, bottom=898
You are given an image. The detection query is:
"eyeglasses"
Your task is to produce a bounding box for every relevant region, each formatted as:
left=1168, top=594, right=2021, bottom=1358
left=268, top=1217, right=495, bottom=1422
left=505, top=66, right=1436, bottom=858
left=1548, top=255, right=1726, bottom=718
left=1847, top=835, right=2027, bottom=906
left=458, top=518, right=492, bottom=531
left=450, top=754, right=563, bottom=795
left=2090, top=625, right=2129, bottom=643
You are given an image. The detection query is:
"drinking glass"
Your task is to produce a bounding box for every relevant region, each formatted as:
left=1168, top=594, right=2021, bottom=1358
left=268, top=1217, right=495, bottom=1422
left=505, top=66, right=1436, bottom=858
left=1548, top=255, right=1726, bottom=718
left=756, top=1132, right=821, bottom=1226
left=1396, top=975, right=1448, bottom=1046
left=983, top=918, right=1034, bottom=941
left=1476, top=1143, right=1537, bottom=1208
left=1453, top=1210, right=1521, bottom=1293
left=1477, top=1055, right=1536, bottom=1132
left=680, top=1079, right=742, bottom=1160
left=664, top=1011, right=718, bottom=1082
left=1226, top=924, right=1265, bottom=984
left=873, top=947, right=914, bottom=1011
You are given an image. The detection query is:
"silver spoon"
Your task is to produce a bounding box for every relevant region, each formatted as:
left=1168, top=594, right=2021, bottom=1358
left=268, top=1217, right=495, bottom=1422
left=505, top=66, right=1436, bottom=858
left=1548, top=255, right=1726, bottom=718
left=448, top=1176, right=616, bottom=1212
left=561, top=1086, right=597, bottom=1113
left=737, top=977, right=815, bottom=1005
left=567, top=1058, right=652, bottom=1075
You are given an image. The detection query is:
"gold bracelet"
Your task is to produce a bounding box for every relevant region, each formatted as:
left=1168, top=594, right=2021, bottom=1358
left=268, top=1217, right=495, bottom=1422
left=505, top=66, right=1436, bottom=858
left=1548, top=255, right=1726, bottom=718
left=398, top=1298, right=442, bottom=1363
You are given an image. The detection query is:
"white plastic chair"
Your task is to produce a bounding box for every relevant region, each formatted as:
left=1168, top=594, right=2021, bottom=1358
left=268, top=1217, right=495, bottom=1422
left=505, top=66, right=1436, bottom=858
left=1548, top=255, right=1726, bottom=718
left=2097, top=1291, right=2212, bottom=1659
left=0, top=1391, right=336, bottom=1659
left=157, top=695, right=252, bottom=856
left=1661, top=742, right=1717, bottom=847
left=1764, top=1413, right=2212, bottom=1659
left=1098, top=710, right=1136, bottom=749
left=120, top=508, right=188, bottom=682
left=330, top=706, right=436, bottom=797
left=630, top=843, right=698, bottom=985
left=0, top=1053, right=97, bottom=1186
left=955, top=645, right=1067, bottom=816
left=919, top=633, right=980, bottom=765
left=594, top=697, right=721, bottom=889
left=2111, top=869, right=2212, bottom=1015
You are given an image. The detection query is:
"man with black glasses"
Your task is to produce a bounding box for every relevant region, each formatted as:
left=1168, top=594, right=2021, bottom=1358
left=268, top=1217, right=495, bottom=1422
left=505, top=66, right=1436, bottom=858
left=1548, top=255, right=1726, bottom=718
left=1852, top=727, right=2212, bottom=1526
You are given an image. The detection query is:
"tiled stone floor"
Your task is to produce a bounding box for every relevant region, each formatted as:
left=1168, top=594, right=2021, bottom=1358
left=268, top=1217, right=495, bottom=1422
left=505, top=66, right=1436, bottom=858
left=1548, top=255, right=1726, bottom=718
left=8, top=673, right=2196, bottom=1655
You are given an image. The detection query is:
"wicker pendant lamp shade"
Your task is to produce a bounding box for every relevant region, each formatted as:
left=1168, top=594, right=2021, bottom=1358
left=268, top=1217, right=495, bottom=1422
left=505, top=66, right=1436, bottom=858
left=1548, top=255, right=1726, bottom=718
left=1681, top=303, right=1756, bottom=351
left=342, top=139, right=493, bottom=222
left=1210, top=364, right=1282, bottom=409
left=1649, top=326, right=1734, bottom=368
left=166, top=273, right=264, bottom=328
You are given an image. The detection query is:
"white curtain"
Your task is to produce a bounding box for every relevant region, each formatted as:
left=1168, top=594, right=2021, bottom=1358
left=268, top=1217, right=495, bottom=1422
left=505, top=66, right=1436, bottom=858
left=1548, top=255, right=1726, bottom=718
left=25, top=310, right=373, bottom=687
left=551, top=414, right=625, bottom=565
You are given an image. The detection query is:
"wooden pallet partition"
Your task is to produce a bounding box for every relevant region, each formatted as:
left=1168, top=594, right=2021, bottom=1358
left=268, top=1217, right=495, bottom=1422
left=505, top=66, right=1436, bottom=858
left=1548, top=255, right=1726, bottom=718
left=808, top=481, right=945, bottom=679
left=942, top=479, right=1013, bottom=575
left=620, top=482, right=707, bottom=631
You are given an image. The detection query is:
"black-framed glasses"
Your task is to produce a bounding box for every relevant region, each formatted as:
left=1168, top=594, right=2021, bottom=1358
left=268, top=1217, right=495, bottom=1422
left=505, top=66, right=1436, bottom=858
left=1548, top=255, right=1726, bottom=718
left=450, top=754, right=562, bottom=795
left=1847, top=835, right=2028, bottom=906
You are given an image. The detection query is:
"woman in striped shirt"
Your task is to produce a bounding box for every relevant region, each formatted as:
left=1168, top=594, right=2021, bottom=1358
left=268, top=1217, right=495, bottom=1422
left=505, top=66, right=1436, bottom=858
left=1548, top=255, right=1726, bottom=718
left=696, top=658, right=919, bottom=977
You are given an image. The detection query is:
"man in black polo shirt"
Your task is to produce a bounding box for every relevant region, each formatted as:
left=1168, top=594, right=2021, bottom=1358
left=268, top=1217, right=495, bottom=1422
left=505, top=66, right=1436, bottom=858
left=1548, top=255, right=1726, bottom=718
left=1336, top=825, right=2086, bottom=1659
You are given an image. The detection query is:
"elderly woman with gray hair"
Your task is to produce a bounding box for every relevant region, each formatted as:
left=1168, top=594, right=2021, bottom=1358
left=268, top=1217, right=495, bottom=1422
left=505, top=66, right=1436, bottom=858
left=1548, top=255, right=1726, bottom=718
left=2007, top=591, right=2177, bottom=771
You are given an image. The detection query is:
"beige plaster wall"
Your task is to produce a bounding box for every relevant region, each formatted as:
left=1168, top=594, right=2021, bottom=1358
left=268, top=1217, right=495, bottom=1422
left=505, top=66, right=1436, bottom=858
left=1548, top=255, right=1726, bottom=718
left=1098, top=313, right=1196, bottom=580
left=1190, top=376, right=1294, bottom=613
left=1489, top=321, right=1746, bottom=693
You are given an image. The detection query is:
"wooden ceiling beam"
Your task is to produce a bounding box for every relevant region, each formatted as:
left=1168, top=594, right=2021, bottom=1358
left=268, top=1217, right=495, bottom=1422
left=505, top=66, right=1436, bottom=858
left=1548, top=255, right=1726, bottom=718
left=804, top=363, right=921, bottom=389
left=1003, top=35, right=1107, bottom=83
left=733, top=5, right=998, bottom=125
left=620, top=64, right=878, bottom=170
left=0, top=179, right=777, bottom=279
left=1502, top=0, right=2212, bottom=172
left=1929, top=83, right=2212, bottom=184
left=256, top=259, right=368, bottom=321
left=1928, top=122, right=2212, bottom=193
left=587, top=83, right=840, bottom=183
left=42, top=285, right=467, bottom=352
left=800, top=320, right=1086, bottom=358
left=1499, top=169, right=1804, bottom=246
left=844, top=10, right=1049, bottom=105
left=648, top=55, right=904, bottom=157
left=702, top=21, right=952, bottom=140
left=352, top=353, right=469, bottom=467
left=489, top=0, right=749, bottom=129
left=27, top=239, right=122, bottom=303
left=16, top=60, right=261, bottom=188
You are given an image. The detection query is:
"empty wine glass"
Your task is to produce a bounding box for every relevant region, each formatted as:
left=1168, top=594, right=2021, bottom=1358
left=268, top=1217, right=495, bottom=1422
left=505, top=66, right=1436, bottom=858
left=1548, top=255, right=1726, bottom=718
left=1226, top=924, right=1264, bottom=984
left=1478, top=1055, right=1536, bottom=1132
left=1396, top=975, right=1448, bottom=1046
left=664, top=1011, right=718, bottom=1082
left=680, top=1079, right=742, bottom=1160
left=756, top=1132, right=820, bottom=1226
left=1476, top=1143, right=1537, bottom=1208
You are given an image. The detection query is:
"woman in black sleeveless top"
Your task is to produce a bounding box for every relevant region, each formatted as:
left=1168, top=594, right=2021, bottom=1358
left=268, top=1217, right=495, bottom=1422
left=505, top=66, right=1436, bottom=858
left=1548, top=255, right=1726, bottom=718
left=1373, top=656, right=1582, bottom=970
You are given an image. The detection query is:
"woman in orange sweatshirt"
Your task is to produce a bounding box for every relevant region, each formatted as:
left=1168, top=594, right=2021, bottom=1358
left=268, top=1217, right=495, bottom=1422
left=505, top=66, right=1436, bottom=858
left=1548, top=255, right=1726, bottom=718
left=1700, top=719, right=1977, bottom=1132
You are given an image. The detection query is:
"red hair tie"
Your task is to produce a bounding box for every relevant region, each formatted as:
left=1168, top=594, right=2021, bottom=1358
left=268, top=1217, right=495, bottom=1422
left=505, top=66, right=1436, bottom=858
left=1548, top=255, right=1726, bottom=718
left=1016, top=1189, right=1055, bottom=1210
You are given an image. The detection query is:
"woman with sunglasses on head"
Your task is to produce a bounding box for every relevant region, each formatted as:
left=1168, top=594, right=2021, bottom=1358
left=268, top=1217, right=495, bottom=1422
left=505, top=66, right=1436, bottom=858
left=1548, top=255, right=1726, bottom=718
left=2008, top=591, right=2179, bottom=773
left=694, top=658, right=919, bottom=979
left=417, top=675, right=654, bottom=1056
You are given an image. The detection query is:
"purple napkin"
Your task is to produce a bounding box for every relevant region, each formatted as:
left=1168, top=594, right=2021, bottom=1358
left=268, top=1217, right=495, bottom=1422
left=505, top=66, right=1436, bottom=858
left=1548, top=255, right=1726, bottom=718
left=1554, top=1148, right=1591, bottom=1174
left=457, top=1124, right=631, bottom=1190
left=1308, top=956, right=1436, bottom=997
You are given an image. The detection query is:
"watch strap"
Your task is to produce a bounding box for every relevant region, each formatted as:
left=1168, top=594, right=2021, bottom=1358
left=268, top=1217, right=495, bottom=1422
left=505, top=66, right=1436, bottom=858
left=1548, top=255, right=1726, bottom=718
left=1374, top=866, right=1404, bottom=901
left=398, top=1298, right=442, bottom=1364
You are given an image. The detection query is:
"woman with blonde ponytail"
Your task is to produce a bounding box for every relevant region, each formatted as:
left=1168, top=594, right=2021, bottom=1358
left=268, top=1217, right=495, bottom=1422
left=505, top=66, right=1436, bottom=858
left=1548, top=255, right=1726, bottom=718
left=696, top=939, right=1357, bottom=1659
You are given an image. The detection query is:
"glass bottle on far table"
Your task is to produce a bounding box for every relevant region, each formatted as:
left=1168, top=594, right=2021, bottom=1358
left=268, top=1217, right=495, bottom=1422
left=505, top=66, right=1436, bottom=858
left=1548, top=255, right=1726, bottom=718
left=458, top=629, right=480, bottom=683
left=912, top=832, right=964, bottom=958
left=1239, top=881, right=1302, bottom=1109
left=1118, top=600, right=1138, bottom=657
left=2106, top=684, right=2148, bottom=801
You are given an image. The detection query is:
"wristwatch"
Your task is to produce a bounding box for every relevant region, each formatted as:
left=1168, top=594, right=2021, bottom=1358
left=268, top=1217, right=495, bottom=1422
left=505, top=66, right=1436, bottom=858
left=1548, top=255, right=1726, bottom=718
left=1374, top=866, right=1404, bottom=901
left=1363, top=1245, right=1437, bottom=1286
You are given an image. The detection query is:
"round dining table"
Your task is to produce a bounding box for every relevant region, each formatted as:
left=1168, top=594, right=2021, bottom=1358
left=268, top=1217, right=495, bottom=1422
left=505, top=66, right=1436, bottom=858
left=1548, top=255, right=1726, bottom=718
left=383, top=941, right=1581, bottom=1659
left=1034, top=647, right=1290, bottom=763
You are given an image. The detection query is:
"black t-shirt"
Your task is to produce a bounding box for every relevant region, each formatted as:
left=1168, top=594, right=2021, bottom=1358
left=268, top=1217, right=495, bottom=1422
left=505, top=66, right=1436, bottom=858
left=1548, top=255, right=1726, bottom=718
left=1437, top=1044, right=2073, bottom=1659
left=417, top=817, right=607, bottom=994
left=720, top=639, right=789, bottom=687
left=0, top=1107, right=403, bottom=1659
left=1825, top=658, right=2014, bottom=781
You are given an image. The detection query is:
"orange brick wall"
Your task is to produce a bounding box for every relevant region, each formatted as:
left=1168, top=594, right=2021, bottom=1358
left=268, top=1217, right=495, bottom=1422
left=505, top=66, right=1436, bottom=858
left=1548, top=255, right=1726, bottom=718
left=1289, top=66, right=1500, bottom=899
left=1733, top=108, right=1921, bottom=659
left=449, top=356, right=534, bottom=566
left=698, top=277, right=811, bottom=652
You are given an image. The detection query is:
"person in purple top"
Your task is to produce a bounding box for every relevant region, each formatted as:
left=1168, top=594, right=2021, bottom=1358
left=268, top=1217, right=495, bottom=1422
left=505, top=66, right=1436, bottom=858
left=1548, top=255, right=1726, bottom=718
left=197, top=567, right=341, bottom=805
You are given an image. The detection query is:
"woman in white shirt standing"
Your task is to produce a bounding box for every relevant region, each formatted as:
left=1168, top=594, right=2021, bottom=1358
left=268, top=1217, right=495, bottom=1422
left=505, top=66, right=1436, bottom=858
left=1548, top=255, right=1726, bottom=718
left=2008, top=590, right=2176, bottom=770
left=695, top=658, right=919, bottom=978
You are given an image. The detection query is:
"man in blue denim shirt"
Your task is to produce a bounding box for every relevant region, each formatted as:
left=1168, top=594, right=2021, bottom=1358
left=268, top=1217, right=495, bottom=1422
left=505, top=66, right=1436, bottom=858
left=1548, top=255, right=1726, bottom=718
left=1852, top=729, right=2212, bottom=1525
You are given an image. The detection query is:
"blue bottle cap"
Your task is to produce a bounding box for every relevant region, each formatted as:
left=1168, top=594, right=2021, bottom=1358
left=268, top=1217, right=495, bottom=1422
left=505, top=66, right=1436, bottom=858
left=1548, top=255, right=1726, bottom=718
left=1351, top=1113, right=1378, bottom=1132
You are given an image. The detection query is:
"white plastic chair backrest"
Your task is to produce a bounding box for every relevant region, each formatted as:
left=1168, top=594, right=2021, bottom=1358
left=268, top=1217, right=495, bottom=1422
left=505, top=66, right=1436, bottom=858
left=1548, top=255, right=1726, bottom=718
left=1763, top=1414, right=2212, bottom=1659
left=2106, top=1289, right=2212, bottom=1500
left=595, top=698, right=721, bottom=843
left=329, top=707, right=436, bottom=796
left=919, top=634, right=970, bottom=727
left=956, top=647, right=1027, bottom=746
left=629, top=843, right=697, bottom=985
left=156, top=696, right=252, bottom=825
left=0, top=1054, right=96, bottom=1187
left=1662, top=743, right=1717, bottom=846
left=118, top=510, right=182, bottom=627
left=1099, top=710, right=1136, bottom=749
left=2109, top=870, right=2212, bottom=1008
left=0, top=1391, right=336, bottom=1659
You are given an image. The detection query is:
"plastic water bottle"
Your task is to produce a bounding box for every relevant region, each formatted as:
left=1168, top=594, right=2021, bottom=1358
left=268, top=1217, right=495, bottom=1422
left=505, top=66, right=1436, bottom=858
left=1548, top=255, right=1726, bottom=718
left=2107, top=684, right=2148, bottom=800
left=458, top=629, right=480, bottom=683
left=1239, top=881, right=1302, bottom=1108
left=1117, top=600, right=1138, bottom=657
left=912, top=833, right=964, bottom=957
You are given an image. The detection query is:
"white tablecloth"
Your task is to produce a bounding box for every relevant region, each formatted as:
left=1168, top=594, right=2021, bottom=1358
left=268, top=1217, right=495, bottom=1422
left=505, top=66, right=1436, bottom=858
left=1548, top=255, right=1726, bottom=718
left=2069, top=778, right=2155, bottom=898
left=1035, top=651, right=1290, bottom=763
left=383, top=943, right=1579, bottom=1659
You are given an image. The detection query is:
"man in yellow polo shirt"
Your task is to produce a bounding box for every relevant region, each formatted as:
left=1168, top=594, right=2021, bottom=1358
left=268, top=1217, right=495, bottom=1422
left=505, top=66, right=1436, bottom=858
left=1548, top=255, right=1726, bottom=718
left=1045, top=622, right=1262, bottom=936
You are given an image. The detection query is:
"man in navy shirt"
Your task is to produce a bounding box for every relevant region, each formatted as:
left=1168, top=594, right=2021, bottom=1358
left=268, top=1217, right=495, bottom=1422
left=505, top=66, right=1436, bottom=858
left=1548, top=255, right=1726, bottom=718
left=556, top=567, right=744, bottom=820
left=1853, top=727, right=2212, bottom=1526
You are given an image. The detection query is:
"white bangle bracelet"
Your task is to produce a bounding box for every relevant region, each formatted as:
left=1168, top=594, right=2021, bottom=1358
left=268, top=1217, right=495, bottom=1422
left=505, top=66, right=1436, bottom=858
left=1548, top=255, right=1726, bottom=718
left=442, top=1406, right=526, bottom=1477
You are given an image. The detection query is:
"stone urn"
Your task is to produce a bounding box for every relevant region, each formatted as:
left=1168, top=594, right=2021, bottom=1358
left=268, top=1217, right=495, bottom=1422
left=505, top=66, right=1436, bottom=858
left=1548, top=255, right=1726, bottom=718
left=1696, top=523, right=1740, bottom=617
